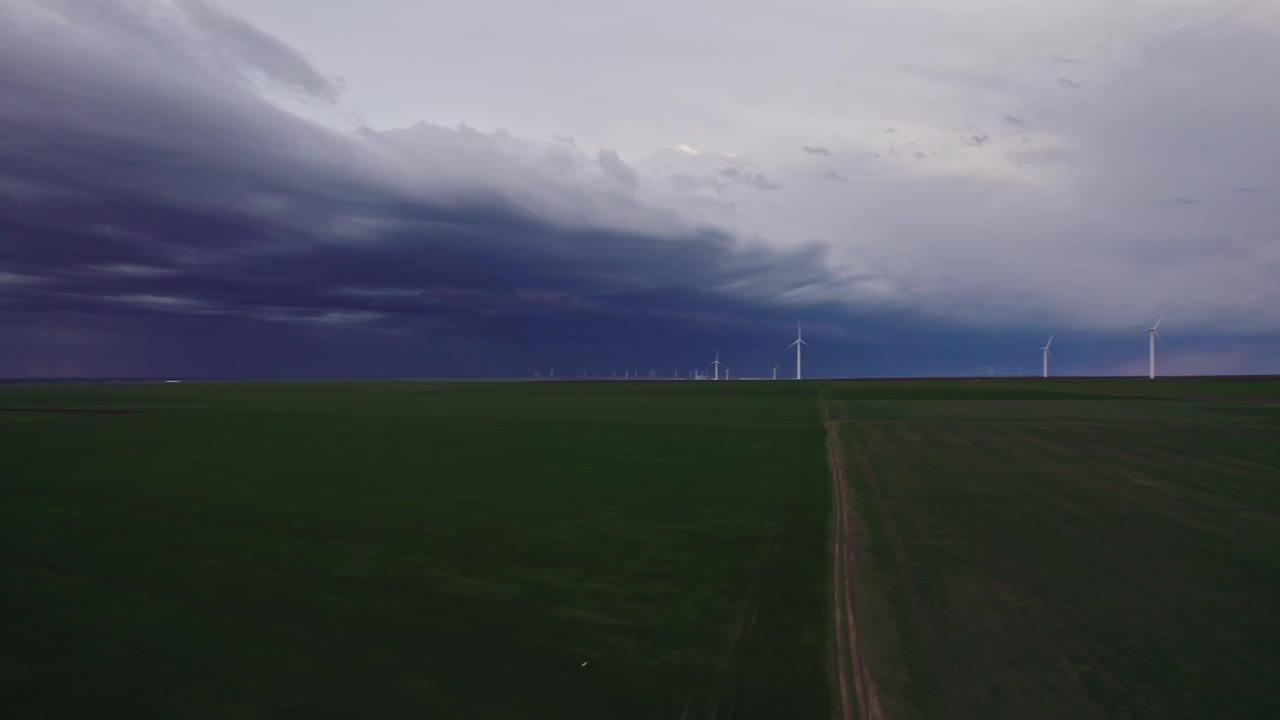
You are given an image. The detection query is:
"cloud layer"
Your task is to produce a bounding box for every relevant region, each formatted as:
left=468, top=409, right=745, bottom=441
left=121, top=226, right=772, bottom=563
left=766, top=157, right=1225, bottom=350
left=1, top=0, right=1278, bottom=377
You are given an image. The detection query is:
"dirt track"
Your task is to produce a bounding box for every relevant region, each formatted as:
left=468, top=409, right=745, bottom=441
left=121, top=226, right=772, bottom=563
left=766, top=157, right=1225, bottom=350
left=824, top=396, right=883, bottom=720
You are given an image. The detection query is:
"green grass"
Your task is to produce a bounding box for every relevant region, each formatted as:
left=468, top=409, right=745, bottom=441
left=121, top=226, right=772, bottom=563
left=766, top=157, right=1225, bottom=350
left=5, top=377, right=1278, bottom=718
left=1, top=380, right=830, bottom=718
left=826, top=378, right=1280, bottom=719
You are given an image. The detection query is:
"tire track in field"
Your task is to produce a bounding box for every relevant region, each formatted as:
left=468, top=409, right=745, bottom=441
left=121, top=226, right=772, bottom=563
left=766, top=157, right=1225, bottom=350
left=856, top=422, right=959, bottom=719
left=707, top=535, right=775, bottom=720
left=823, top=394, right=884, bottom=720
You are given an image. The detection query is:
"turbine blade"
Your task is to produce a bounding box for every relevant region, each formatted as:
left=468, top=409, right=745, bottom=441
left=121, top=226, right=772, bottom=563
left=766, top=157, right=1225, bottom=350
left=1046, top=334, right=1054, bottom=349
left=1153, top=312, right=1164, bottom=330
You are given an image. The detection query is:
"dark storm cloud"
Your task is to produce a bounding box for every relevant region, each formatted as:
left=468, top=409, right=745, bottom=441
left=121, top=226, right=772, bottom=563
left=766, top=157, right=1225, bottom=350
left=0, top=0, right=836, bottom=376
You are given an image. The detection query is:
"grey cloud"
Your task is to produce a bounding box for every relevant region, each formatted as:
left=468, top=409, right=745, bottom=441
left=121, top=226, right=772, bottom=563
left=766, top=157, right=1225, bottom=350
left=84, top=263, right=180, bottom=278
left=1002, top=115, right=1027, bottom=128
left=743, top=174, right=781, bottom=191
left=715, top=13, right=1280, bottom=333
left=0, top=270, right=46, bottom=285
left=968, top=133, right=991, bottom=147
left=175, top=0, right=342, bottom=101
left=719, top=167, right=780, bottom=190
left=1057, top=77, right=1081, bottom=89
left=803, top=146, right=832, bottom=156
left=823, top=170, right=848, bottom=182
left=597, top=149, right=638, bottom=187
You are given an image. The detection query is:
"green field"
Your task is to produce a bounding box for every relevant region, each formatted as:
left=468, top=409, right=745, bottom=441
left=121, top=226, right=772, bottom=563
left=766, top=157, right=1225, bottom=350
left=0, top=381, right=831, bottom=718
left=2, top=378, right=1277, bottom=718
left=825, top=379, right=1280, bottom=720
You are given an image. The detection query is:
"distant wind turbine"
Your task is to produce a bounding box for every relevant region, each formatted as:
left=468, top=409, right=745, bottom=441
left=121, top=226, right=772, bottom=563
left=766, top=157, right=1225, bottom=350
left=1040, top=334, right=1054, bottom=378
left=786, top=322, right=811, bottom=379
left=1145, top=313, right=1163, bottom=379
left=772, top=365, right=778, bottom=380
left=710, top=349, right=724, bottom=381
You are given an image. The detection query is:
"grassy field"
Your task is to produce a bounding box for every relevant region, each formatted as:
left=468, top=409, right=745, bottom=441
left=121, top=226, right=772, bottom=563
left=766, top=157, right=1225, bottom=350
left=3, top=377, right=1277, bottom=718
left=0, top=380, right=830, bottom=718
left=825, top=378, right=1280, bottom=719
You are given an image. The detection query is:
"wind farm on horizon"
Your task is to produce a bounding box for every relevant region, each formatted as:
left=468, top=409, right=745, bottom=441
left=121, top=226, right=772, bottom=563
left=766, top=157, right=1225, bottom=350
left=529, top=314, right=1180, bottom=382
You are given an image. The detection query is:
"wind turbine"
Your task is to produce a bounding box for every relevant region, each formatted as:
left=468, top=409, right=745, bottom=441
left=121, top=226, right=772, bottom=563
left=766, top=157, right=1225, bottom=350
left=786, top=322, right=811, bottom=379
left=771, top=365, right=778, bottom=380
left=1145, top=313, right=1163, bottom=379
left=1039, top=334, right=1054, bottom=378
left=710, top=349, right=724, bottom=380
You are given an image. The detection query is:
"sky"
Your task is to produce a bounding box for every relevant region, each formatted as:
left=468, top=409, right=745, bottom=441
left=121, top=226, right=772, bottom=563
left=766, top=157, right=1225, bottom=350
left=1, top=0, right=1278, bottom=378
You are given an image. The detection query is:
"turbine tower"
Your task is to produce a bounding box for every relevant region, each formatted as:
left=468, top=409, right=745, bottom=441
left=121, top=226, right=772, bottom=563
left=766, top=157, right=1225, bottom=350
left=1040, top=334, right=1054, bottom=378
left=711, top=349, right=723, bottom=381
left=786, top=322, right=811, bottom=379
left=1145, top=313, right=1163, bottom=379
left=771, top=365, right=778, bottom=380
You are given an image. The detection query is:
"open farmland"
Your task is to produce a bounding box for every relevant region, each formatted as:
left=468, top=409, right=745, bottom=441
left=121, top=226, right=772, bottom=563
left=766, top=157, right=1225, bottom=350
left=824, top=378, right=1280, bottom=719
left=2, top=377, right=1278, bottom=718
left=0, top=380, right=830, bottom=718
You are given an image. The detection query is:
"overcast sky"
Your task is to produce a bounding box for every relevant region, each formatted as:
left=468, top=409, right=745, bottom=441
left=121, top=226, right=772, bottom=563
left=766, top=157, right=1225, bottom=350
left=1, top=0, right=1278, bottom=377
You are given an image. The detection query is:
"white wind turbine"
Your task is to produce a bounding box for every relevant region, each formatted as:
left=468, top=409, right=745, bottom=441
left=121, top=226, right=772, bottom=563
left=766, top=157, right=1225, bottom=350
left=771, top=365, right=778, bottom=380
left=786, top=322, right=811, bottom=379
left=1144, top=313, right=1163, bottom=379
left=710, top=349, right=724, bottom=381
left=1040, top=334, right=1054, bottom=378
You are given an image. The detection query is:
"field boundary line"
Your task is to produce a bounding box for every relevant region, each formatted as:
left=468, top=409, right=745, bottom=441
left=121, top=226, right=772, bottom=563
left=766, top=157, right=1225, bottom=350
left=822, top=390, right=884, bottom=720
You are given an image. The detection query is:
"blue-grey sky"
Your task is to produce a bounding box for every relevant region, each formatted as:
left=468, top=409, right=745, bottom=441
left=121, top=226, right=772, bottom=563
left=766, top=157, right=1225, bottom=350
left=1, top=0, right=1278, bottom=377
